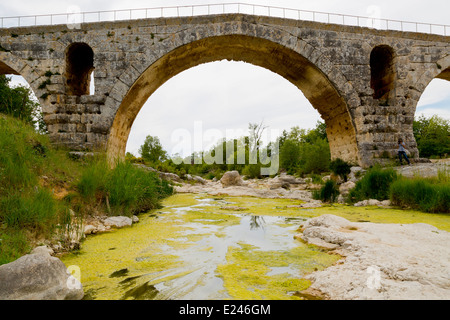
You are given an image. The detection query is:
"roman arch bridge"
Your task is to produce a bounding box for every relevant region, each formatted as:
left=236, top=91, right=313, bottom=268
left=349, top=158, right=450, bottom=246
left=0, top=4, right=449, bottom=167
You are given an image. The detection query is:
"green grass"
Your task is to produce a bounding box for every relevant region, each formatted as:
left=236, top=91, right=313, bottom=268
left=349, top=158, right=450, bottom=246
left=0, top=188, right=60, bottom=232
left=0, top=229, right=30, bottom=265
left=347, top=165, right=398, bottom=203
left=0, top=114, right=173, bottom=265
left=390, top=177, right=449, bottom=213
left=77, top=159, right=173, bottom=217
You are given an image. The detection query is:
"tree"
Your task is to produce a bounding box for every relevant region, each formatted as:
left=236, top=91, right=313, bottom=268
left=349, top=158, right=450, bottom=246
left=278, top=121, right=331, bottom=175
left=279, top=139, right=301, bottom=174
left=139, top=135, right=167, bottom=164
left=413, top=114, right=450, bottom=158
left=248, top=121, right=268, bottom=162
left=0, top=75, right=46, bottom=133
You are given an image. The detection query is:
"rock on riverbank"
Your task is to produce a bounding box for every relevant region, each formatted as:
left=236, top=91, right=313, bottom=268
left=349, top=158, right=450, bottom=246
left=297, top=215, right=450, bottom=300
left=0, top=246, right=83, bottom=300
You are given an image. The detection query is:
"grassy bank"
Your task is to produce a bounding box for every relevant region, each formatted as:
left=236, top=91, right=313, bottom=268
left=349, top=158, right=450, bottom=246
left=346, top=165, right=449, bottom=213
left=0, top=114, right=173, bottom=265
left=390, top=172, right=449, bottom=213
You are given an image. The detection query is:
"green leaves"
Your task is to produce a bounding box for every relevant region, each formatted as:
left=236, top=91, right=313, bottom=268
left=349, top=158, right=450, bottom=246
left=414, top=114, right=450, bottom=158
left=139, top=135, right=168, bottom=164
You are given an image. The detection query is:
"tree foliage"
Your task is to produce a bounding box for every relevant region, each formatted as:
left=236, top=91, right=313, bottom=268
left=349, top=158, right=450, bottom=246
left=413, top=114, right=450, bottom=158
left=278, top=121, right=330, bottom=175
left=139, top=135, right=167, bottom=164
left=0, top=75, right=45, bottom=133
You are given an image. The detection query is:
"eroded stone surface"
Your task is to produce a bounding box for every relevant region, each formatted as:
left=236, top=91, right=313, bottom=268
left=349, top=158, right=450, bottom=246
left=298, top=215, right=450, bottom=300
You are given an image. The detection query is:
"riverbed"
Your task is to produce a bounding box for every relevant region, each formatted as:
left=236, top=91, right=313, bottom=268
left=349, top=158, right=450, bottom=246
left=61, top=193, right=450, bottom=300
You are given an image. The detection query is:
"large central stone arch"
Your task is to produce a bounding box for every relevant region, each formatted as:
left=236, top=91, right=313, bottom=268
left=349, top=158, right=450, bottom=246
left=107, top=34, right=359, bottom=164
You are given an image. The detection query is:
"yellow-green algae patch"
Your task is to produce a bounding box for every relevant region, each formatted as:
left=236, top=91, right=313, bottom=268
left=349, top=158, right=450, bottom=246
left=61, top=193, right=449, bottom=300
left=207, top=195, right=450, bottom=231
left=61, top=194, right=205, bottom=299
left=216, top=242, right=340, bottom=300
left=309, top=205, right=450, bottom=232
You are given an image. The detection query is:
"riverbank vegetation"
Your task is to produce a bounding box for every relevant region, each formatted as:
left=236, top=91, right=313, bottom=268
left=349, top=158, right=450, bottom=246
left=0, top=115, right=172, bottom=265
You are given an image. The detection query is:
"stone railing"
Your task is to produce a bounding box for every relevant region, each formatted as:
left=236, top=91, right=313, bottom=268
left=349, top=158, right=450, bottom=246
left=1, top=2, right=449, bottom=36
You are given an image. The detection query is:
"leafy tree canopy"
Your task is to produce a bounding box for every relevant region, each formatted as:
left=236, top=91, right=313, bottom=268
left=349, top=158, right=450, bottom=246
left=0, top=75, right=45, bottom=133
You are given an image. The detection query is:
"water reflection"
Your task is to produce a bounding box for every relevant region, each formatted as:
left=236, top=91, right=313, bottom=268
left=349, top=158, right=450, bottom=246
left=65, top=195, right=332, bottom=300
left=249, top=215, right=265, bottom=230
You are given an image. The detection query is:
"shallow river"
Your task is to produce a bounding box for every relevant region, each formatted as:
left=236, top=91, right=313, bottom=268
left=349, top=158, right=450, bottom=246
left=61, top=193, right=450, bottom=300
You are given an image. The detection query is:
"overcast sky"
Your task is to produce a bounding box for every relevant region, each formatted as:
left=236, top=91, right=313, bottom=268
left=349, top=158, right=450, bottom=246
left=2, top=0, right=449, bottom=157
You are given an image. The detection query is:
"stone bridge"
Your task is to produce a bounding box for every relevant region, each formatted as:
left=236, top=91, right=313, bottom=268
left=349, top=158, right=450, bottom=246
left=0, top=11, right=449, bottom=167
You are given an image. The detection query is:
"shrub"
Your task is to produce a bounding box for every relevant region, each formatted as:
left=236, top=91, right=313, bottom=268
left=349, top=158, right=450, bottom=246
left=390, top=178, right=449, bottom=213
left=313, top=180, right=339, bottom=203
left=242, top=164, right=262, bottom=179
left=0, top=115, right=48, bottom=191
left=347, top=166, right=398, bottom=203
left=77, top=160, right=173, bottom=216
left=329, top=158, right=352, bottom=182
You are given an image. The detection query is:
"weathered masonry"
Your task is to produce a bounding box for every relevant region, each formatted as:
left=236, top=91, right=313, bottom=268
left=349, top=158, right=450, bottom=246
left=0, top=13, right=448, bottom=167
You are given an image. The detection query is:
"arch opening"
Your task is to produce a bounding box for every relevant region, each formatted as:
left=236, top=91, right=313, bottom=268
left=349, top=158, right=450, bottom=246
left=126, top=60, right=322, bottom=159
left=108, top=35, right=359, bottom=165
left=415, top=67, right=450, bottom=159
left=65, top=42, right=94, bottom=96
left=370, top=45, right=396, bottom=102
left=0, top=58, right=42, bottom=132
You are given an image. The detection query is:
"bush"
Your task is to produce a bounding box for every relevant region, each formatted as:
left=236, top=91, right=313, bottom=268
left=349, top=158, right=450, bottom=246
left=330, top=158, right=352, bottom=182
left=313, top=180, right=339, bottom=203
left=77, top=160, right=173, bottom=216
left=347, top=166, right=398, bottom=203
left=242, top=164, right=262, bottom=179
left=390, top=178, right=449, bottom=213
left=107, top=161, right=173, bottom=215
left=0, top=115, right=48, bottom=191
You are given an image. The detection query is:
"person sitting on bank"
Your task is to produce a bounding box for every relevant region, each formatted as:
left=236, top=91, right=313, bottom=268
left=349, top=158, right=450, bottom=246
left=398, top=138, right=411, bottom=165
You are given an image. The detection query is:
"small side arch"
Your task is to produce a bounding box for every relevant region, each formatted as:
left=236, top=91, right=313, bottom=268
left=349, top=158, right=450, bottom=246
left=65, top=42, right=94, bottom=96
left=370, top=45, right=396, bottom=102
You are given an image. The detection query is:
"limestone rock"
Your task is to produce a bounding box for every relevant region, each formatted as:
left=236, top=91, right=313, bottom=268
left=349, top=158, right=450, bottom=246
left=339, top=181, right=356, bottom=195
left=192, top=175, right=207, bottom=185
left=278, top=173, right=304, bottom=184
left=103, top=216, right=133, bottom=228
left=0, top=246, right=84, bottom=300
left=298, top=215, right=450, bottom=300
left=348, top=166, right=365, bottom=182
left=83, top=224, right=97, bottom=235
left=159, top=172, right=182, bottom=183
left=219, top=171, right=244, bottom=187
left=354, top=199, right=391, bottom=207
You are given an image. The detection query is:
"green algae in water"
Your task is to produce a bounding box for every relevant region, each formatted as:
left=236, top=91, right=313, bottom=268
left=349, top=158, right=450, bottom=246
left=216, top=242, right=340, bottom=300
left=311, top=205, right=450, bottom=232
left=60, top=193, right=450, bottom=300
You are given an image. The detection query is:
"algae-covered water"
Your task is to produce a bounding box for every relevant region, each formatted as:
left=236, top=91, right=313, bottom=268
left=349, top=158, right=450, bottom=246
left=61, top=193, right=450, bottom=300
